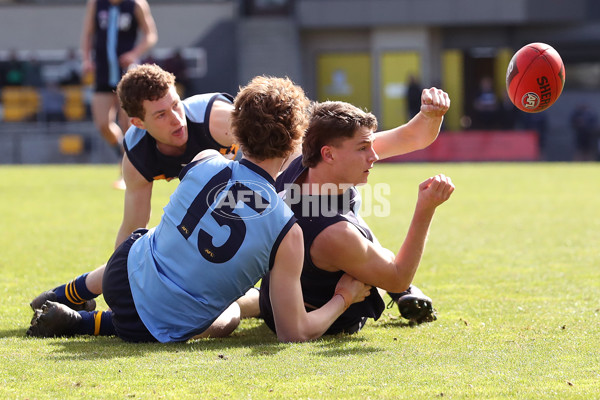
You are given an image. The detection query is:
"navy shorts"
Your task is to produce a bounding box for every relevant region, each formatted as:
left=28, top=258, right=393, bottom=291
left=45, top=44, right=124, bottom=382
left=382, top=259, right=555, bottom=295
left=94, top=83, right=117, bottom=93
left=103, top=229, right=157, bottom=342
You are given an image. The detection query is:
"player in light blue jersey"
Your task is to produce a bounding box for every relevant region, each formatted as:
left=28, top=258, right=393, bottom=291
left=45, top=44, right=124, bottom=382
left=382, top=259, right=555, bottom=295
left=27, top=76, right=371, bottom=343
left=124, top=154, right=295, bottom=341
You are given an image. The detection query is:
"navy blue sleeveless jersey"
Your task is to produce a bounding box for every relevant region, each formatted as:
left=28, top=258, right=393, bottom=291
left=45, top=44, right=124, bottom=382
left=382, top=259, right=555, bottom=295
left=259, top=156, right=385, bottom=335
left=93, top=0, right=139, bottom=90
left=123, top=93, right=238, bottom=182
left=128, top=155, right=296, bottom=342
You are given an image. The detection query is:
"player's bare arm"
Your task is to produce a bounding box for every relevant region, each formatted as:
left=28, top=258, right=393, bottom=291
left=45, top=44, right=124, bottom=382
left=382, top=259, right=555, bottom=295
left=269, top=224, right=371, bottom=342
left=119, top=0, right=157, bottom=67
left=191, top=149, right=222, bottom=163
left=208, top=100, right=235, bottom=147
left=310, top=174, right=455, bottom=293
left=373, top=87, right=450, bottom=160
left=80, top=0, right=97, bottom=75
left=115, top=153, right=153, bottom=248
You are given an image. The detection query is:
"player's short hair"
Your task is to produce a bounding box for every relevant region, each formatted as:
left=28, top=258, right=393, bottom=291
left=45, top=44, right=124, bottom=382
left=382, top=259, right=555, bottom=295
left=302, top=101, right=378, bottom=168
left=116, top=64, right=176, bottom=120
left=232, top=76, right=310, bottom=161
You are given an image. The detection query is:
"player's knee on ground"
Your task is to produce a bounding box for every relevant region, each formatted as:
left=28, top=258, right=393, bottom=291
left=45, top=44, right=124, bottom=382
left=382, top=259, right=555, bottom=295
left=236, top=287, right=261, bottom=319
left=192, top=302, right=241, bottom=339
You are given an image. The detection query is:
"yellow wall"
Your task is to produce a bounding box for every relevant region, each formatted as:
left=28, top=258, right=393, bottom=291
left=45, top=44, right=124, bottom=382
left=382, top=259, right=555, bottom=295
left=315, top=48, right=514, bottom=133
left=495, top=47, right=514, bottom=102
left=316, top=52, right=371, bottom=111
left=442, top=50, right=464, bottom=131
left=380, top=51, right=421, bottom=129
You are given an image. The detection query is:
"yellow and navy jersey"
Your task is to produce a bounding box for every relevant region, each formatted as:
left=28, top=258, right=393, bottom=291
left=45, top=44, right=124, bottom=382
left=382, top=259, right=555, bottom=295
left=260, top=156, right=385, bottom=335
left=123, top=92, right=238, bottom=182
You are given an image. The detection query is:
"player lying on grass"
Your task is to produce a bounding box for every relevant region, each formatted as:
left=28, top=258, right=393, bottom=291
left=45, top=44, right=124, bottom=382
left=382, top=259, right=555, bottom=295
left=27, top=76, right=371, bottom=343
left=260, top=95, right=454, bottom=335
left=30, top=63, right=260, bottom=319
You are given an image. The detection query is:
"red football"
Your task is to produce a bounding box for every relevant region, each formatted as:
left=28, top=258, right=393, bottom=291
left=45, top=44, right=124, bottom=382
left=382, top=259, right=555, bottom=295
left=506, top=42, right=565, bottom=113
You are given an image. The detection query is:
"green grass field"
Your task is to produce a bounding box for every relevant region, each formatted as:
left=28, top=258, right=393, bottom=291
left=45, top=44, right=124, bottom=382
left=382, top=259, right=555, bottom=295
left=0, top=163, right=598, bottom=399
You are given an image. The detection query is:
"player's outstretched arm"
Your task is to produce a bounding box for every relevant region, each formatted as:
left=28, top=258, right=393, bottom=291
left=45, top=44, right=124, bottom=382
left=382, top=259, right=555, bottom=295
left=392, top=173, right=455, bottom=286
left=373, top=87, right=450, bottom=160
left=114, top=153, right=153, bottom=248
left=269, top=224, right=371, bottom=342
left=311, top=174, right=454, bottom=293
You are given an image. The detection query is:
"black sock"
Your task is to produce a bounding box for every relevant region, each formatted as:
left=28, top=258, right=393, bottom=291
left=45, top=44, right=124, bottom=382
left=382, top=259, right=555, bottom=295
left=387, top=292, right=403, bottom=302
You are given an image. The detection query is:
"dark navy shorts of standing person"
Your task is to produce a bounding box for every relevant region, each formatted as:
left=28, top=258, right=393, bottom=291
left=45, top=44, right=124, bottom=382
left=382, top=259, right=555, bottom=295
left=94, top=83, right=117, bottom=93
left=103, top=228, right=157, bottom=343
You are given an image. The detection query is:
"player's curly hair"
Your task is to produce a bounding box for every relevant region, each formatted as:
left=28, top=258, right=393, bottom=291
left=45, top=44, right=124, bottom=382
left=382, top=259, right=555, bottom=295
left=116, top=64, right=176, bottom=120
left=302, top=101, right=378, bottom=168
left=231, top=76, right=310, bottom=161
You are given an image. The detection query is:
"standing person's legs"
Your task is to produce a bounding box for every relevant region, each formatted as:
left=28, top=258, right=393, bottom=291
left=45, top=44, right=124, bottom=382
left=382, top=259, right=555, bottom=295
left=92, top=92, right=123, bottom=149
left=92, top=92, right=126, bottom=188
left=117, top=104, right=131, bottom=138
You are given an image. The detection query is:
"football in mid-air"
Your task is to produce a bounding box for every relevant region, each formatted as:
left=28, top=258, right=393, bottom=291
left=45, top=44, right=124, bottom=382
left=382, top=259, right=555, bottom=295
left=505, top=42, right=565, bottom=113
